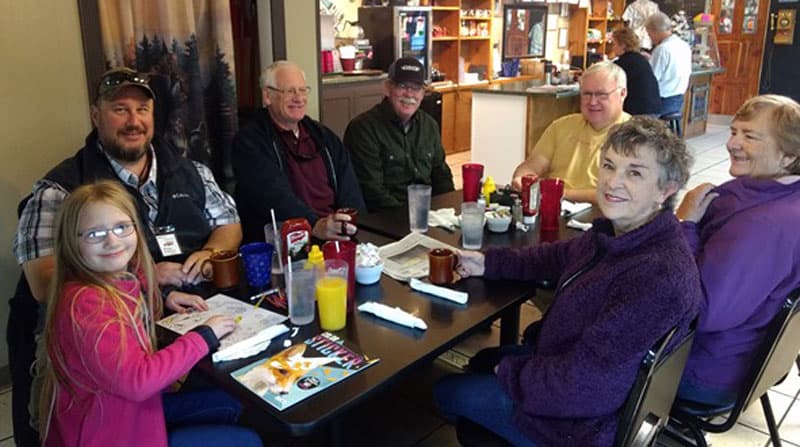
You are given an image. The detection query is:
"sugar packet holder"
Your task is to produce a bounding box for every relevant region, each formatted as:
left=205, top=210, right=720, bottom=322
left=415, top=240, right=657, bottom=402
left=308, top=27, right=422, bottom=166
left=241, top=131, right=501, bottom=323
left=409, top=278, right=469, bottom=304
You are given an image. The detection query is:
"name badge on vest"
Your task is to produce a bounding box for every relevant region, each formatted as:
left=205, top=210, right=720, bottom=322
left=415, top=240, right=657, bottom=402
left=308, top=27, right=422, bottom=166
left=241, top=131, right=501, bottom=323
left=155, top=225, right=183, bottom=257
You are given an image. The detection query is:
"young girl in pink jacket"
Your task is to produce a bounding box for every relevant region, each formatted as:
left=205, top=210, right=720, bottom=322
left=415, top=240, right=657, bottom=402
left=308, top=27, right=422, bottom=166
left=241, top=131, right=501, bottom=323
left=38, top=181, right=262, bottom=447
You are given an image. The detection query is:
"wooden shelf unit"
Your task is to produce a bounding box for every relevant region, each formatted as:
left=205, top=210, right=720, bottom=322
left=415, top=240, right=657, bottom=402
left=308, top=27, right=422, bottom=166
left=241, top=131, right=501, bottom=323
left=429, top=0, right=494, bottom=84
left=568, top=0, right=628, bottom=68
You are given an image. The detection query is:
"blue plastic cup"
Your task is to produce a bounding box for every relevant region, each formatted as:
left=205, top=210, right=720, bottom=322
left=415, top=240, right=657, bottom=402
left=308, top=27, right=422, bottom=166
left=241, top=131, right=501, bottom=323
left=239, top=242, right=274, bottom=289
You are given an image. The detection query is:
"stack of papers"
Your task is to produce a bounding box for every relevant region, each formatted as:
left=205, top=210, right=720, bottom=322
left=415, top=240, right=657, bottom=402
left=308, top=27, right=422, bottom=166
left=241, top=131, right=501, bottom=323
left=562, top=200, right=592, bottom=217
left=379, top=232, right=458, bottom=282
left=157, top=294, right=288, bottom=362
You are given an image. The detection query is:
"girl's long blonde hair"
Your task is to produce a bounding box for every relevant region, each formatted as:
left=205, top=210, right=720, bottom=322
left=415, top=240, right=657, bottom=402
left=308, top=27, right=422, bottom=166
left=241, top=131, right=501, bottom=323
left=39, top=180, right=162, bottom=437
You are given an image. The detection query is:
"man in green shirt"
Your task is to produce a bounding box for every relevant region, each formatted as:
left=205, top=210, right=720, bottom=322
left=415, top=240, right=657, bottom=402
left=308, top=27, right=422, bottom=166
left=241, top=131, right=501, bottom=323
left=344, top=57, right=454, bottom=211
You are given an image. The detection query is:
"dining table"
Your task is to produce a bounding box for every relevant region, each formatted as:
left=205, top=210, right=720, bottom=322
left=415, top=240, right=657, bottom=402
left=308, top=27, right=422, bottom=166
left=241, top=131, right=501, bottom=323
left=159, top=190, right=596, bottom=445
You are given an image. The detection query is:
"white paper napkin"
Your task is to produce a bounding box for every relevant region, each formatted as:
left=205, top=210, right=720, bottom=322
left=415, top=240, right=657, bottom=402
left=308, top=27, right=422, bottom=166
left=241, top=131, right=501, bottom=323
left=428, top=208, right=460, bottom=231
left=358, top=302, right=427, bottom=330
left=409, top=278, right=469, bottom=304
left=562, top=200, right=592, bottom=217
left=566, top=219, right=593, bottom=232
left=211, top=323, right=290, bottom=363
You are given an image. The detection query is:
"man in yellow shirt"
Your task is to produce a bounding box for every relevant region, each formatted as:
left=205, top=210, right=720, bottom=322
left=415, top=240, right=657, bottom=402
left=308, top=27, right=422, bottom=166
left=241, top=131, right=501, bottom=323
left=511, top=61, right=631, bottom=203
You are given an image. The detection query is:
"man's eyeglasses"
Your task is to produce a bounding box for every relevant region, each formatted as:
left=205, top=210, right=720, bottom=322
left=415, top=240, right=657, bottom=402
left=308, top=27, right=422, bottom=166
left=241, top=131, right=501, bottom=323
left=79, top=222, right=136, bottom=244
left=580, top=87, right=621, bottom=101
left=394, top=82, right=425, bottom=93
left=100, top=70, right=150, bottom=88
left=267, top=86, right=312, bottom=96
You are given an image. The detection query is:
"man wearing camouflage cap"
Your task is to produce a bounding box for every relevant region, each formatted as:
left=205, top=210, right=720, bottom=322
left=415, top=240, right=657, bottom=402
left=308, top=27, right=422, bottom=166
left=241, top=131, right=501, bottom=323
left=9, top=67, right=241, bottom=445
left=344, top=57, right=454, bottom=211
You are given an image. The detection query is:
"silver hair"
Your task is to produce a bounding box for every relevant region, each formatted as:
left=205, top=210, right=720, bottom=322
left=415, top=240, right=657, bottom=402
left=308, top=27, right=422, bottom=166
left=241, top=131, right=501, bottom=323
left=259, top=61, right=306, bottom=89
left=581, top=61, right=627, bottom=90
left=645, top=12, right=673, bottom=33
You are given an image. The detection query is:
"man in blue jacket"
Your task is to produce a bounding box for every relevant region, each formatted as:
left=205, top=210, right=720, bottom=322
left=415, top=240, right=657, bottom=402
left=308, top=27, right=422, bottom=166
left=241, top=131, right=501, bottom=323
left=232, top=61, right=366, bottom=243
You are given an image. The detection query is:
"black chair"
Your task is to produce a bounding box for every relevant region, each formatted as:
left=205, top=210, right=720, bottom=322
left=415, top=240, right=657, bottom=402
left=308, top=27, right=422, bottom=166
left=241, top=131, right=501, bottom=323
left=455, top=325, right=696, bottom=447
left=667, top=287, right=800, bottom=447
left=614, top=323, right=696, bottom=447
left=660, top=112, right=683, bottom=138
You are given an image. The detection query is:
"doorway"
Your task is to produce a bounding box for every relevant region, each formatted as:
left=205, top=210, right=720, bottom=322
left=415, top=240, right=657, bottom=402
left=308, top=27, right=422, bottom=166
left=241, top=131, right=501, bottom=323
left=709, top=0, right=770, bottom=114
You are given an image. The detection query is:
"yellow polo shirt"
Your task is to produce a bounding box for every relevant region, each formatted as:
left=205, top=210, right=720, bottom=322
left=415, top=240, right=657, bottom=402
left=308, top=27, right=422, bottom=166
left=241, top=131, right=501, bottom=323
left=534, top=112, right=631, bottom=190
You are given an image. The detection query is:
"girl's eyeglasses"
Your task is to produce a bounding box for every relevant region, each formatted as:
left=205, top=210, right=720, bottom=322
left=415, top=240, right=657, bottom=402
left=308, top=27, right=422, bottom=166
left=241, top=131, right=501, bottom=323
left=78, top=222, right=136, bottom=244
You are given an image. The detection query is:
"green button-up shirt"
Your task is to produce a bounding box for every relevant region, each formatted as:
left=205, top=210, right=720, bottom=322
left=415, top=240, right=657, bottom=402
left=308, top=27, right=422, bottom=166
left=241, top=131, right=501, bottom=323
left=344, top=98, right=454, bottom=211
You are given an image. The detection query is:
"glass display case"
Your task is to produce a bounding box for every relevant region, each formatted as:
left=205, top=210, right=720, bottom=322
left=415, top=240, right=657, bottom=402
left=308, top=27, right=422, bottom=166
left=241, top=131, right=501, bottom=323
left=691, top=23, right=721, bottom=69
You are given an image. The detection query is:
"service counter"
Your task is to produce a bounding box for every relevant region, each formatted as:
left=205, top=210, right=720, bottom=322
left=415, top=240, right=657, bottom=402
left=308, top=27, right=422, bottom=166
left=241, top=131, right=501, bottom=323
left=682, top=67, right=725, bottom=138
left=470, top=80, right=580, bottom=185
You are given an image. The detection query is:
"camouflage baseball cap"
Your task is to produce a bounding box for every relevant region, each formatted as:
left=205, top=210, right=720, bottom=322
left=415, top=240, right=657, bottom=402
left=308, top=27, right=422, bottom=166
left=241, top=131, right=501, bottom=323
left=95, top=67, right=155, bottom=101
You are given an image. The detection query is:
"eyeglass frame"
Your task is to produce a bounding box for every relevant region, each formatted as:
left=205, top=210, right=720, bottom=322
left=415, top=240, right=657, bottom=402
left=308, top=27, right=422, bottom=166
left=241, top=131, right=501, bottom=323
left=580, top=87, right=622, bottom=101
left=266, top=85, right=313, bottom=96
left=100, top=71, right=150, bottom=88
left=390, top=81, right=426, bottom=93
left=78, top=222, right=136, bottom=244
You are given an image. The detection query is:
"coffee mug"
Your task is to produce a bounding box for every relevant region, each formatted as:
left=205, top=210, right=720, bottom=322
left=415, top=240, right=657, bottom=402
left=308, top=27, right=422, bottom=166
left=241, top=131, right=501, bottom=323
left=202, top=250, right=240, bottom=289
left=428, top=248, right=456, bottom=285
left=336, top=207, right=359, bottom=236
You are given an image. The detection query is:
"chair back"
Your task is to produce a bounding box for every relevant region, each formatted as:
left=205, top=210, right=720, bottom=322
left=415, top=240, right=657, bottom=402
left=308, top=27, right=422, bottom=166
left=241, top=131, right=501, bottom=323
left=615, top=323, right=697, bottom=447
left=737, top=287, right=800, bottom=414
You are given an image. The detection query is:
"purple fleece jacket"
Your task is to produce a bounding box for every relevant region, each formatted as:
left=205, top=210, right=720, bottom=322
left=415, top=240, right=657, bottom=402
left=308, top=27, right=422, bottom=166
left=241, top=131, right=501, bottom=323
left=681, top=176, right=800, bottom=393
left=485, top=211, right=701, bottom=447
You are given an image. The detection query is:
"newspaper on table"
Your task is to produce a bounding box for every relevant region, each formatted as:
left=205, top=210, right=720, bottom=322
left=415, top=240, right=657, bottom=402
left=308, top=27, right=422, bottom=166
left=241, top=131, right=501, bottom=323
left=157, top=294, right=288, bottom=362
left=379, top=232, right=458, bottom=282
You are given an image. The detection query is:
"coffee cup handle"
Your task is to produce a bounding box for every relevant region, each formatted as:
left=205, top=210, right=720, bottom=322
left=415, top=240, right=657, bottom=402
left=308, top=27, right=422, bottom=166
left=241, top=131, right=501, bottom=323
left=201, top=259, right=213, bottom=280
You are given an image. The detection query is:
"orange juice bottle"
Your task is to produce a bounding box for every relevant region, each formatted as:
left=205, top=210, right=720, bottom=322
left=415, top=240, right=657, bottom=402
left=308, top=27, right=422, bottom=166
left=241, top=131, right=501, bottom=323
left=316, top=276, right=347, bottom=331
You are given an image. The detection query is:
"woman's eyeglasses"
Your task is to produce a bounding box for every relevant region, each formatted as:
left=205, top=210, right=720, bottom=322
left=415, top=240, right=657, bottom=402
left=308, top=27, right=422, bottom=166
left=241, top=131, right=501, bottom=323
left=79, top=222, right=136, bottom=244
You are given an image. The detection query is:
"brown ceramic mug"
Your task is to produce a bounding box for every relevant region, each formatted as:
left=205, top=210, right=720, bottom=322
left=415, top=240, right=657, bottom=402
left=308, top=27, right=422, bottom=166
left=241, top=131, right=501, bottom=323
left=428, top=248, right=455, bottom=285
left=336, top=207, right=359, bottom=236
left=202, top=250, right=240, bottom=289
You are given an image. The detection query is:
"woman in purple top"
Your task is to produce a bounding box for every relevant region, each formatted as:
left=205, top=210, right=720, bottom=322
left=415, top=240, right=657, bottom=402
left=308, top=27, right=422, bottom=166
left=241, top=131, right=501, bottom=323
left=676, top=95, right=800, bottom=406
left=434, top=117, right=702, bottom=447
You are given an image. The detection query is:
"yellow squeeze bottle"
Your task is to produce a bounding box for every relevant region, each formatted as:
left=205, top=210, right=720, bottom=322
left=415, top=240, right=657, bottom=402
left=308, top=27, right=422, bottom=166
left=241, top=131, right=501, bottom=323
left=482, top=176, right=496, bottom=205
left=305, top=244, right=324, bottom=270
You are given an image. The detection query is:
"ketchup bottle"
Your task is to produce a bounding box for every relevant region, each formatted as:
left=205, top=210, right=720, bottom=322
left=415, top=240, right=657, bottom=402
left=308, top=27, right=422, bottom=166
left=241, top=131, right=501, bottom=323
left=281, top=218, right=311, bottom=262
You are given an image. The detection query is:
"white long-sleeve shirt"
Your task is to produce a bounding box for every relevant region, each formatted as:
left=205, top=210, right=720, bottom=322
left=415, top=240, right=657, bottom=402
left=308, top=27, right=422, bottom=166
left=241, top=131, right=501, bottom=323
left=650, top=34, right=692, bottom=98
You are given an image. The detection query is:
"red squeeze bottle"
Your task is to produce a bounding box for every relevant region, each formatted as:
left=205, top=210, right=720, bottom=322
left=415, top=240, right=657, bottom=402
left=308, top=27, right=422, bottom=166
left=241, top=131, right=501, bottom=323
left=520, top=174, right=540, bottom=225
left=281, top=218, right=312, bottom=262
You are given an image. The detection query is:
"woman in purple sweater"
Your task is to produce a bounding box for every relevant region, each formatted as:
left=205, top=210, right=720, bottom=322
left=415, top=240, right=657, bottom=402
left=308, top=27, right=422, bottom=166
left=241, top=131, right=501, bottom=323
left=676, top=95, right=800, bottom=406
left=434, top=117, right=702, bottom=447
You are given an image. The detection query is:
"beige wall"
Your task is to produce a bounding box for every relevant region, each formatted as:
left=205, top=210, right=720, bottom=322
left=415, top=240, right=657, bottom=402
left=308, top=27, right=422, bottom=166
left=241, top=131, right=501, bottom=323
left=0, top=1, right=91, bottom=370
left=284, top=1, right=320, bottom=119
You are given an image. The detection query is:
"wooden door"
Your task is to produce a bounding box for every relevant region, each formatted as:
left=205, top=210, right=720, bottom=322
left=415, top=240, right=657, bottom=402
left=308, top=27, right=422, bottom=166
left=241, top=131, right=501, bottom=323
left=709, top=0, right=770, bottom=114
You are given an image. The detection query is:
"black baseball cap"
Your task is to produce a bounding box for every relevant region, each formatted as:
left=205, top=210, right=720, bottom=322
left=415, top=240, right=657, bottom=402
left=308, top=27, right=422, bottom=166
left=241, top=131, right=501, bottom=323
left=388, top=57, right=426, bottom=85
left=95, top=67, right=155, bottom=101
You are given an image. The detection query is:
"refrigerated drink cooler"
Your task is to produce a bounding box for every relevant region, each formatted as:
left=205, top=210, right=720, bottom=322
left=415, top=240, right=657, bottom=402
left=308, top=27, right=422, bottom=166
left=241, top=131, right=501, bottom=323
left=358, top=6, right=433, bottom=81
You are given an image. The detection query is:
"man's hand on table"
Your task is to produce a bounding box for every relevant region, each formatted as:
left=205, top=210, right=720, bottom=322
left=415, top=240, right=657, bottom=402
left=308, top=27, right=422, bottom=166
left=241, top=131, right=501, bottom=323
left=312, top=213, right=357, bottom=241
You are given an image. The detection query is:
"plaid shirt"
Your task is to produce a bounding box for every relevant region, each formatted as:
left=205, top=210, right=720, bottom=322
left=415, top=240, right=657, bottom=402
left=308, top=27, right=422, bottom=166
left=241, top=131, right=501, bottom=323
left=13, top=144, right=239, bottom=264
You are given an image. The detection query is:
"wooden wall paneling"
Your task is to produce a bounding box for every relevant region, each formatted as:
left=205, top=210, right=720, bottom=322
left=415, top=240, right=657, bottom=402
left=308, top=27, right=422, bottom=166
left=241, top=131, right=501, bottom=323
left=454, top=89, right=473, bottom=153
left=441, top=90, right=457, bottom=154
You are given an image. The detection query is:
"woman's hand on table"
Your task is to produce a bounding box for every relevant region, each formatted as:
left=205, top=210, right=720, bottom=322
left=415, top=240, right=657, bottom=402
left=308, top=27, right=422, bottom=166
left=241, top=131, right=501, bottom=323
left=456, top=250, right=485, bottom=278
left=676, top=183, right=719, bottom=223
left=166, top=291, right=209, bottom=313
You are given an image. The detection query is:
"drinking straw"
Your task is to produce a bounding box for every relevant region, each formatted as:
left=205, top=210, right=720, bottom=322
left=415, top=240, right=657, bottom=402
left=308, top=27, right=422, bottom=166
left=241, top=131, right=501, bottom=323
left=286, top=256, right=293, bottom=313
left=270, top=208, right=284, bottom=273
left=335, top=240, right=340, bottom=252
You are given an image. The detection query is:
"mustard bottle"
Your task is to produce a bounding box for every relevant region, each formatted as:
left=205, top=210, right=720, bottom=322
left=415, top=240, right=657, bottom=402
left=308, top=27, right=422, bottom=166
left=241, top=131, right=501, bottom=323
left=305, top=244, right=324, bottom=270
left=482, top=176, right=496, bottom=205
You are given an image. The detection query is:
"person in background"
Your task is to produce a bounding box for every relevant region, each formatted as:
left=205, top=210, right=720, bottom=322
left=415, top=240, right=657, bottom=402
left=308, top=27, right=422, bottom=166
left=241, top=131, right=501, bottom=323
left=10, top=67, right=241, bottom=446
left=232, top=60, right=365, bottom=242
left=343, top=57, right=453, bottom=211
left=676, top=95, right=800, bottom=406
left=436, top=117, right=701, bottom=446
left=645, top=12, right=692, bottom=117
left=511, top=61, right=631, bottom=203
left=38, top=181, right=261, bottom=447
left=611, top=27, right=662, bottom=116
